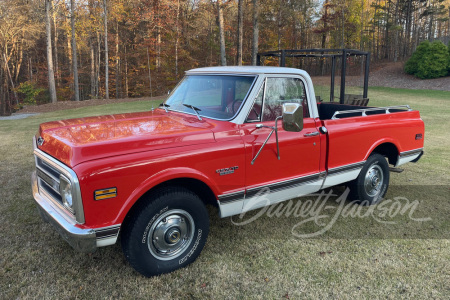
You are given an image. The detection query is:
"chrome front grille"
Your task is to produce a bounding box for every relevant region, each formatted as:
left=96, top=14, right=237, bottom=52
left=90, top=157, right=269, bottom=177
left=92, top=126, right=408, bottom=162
left=33, top=136, right=85, bottom=224
left=36, top=156, right=64, bottom=205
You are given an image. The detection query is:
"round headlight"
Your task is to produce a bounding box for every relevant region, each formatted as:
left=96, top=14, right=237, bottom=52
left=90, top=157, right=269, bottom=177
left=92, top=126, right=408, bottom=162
left=59, top=175, right=73, bottom=212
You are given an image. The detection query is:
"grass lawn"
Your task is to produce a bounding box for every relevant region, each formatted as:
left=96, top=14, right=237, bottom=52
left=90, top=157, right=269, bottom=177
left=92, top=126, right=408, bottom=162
left=0, top=88, right=449, bottom=299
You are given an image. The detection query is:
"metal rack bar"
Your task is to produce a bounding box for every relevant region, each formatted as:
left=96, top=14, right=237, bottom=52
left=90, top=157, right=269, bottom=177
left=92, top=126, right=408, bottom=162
left=331, top=105, right=412, bottom=120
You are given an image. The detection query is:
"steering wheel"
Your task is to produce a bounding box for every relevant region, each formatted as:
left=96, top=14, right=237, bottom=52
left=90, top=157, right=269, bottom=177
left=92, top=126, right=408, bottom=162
left=232, top=99, right=261, bottom=120
left=232, top=99, right=244, bottom=114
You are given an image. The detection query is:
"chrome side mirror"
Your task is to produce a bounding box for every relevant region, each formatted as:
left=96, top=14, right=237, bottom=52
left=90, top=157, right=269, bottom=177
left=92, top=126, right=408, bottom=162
left=282, top=103, right=303, bottom=132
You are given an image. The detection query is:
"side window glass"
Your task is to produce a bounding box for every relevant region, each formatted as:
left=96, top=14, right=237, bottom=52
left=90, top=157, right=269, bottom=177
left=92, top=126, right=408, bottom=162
left=245, top=83, right=263, bottom=122
left=263, top=78, right=309, bottom=121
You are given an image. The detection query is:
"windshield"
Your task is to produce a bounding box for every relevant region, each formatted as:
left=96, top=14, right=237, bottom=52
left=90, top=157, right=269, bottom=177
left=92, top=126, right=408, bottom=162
left=164, top=75, right=256, bottom=120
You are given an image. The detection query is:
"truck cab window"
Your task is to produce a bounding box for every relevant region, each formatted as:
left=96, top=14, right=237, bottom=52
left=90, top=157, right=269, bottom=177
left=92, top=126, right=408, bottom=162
left=262, top=77, right=308, bottom=121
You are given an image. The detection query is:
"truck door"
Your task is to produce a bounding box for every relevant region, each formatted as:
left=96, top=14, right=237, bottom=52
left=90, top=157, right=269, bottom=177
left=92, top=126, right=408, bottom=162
left=240, top=76, right=322, bottom=212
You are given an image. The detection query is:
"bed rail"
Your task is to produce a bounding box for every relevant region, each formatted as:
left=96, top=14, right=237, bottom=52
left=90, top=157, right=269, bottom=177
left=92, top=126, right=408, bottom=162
left=331, top=105, right=412, bottom=120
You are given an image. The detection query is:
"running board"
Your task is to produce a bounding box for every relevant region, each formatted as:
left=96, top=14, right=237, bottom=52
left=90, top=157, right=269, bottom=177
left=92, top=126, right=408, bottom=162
left=389, top=167, right=404, bottom=173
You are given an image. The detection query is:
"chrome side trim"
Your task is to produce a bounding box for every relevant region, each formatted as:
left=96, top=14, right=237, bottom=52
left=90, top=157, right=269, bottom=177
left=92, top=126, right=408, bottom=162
left=243, top=179, right=323, bottom=213
left=218, top=173, right=322, bottom=218
left=321, top=161, right=365, bottom=189
left=218, top=199, right=245, bottom=218
left=399, top=148, right=423, bottom=158
left=217, top=162, right=368, bottom=218
left=327, top=161, right=365, bottom=176
left=396, top=148, right=424, bottom=167
left=218, top=190, right=246, bottom=204
left=246, top=173, right=321, bottom=198
left=95, top=225, right=121, bottom=247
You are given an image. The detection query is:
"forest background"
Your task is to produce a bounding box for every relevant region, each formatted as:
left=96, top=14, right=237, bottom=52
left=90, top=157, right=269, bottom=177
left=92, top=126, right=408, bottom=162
left=1, top=0, right=449, bottom=115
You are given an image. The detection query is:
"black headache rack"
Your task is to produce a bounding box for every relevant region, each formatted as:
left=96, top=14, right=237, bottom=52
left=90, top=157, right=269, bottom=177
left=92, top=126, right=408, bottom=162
left=257, top=49, right=370, bottom=105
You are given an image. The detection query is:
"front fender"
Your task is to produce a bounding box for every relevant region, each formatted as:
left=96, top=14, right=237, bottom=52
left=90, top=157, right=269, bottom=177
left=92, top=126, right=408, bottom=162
left=114, top=167, right=219, bottom=224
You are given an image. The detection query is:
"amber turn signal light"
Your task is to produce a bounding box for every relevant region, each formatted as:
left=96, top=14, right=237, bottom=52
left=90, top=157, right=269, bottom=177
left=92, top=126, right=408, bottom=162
left=94, top=187, right=117, bottom=200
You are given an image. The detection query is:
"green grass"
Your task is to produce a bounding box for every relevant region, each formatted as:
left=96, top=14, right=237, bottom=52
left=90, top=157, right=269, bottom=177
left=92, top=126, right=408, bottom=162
left=1, top=90, right=449, bottom=299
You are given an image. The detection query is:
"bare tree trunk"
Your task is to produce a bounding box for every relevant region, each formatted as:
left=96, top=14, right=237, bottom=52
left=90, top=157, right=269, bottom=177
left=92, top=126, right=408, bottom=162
left=372, top=0, right=377, bottom=59
left=175, top=0, right=180, bottom=76
left=251, top=0, right=259, bottom=65
left=67, top=26, right=72, bottom=80
left=15, top=40, right=23, bottom=82
left=393, top=0, right=399, bottom=62
left=341, top=6, right=345, bottom=48
left=90, top=39, right=95, bottom=99
left=104, top=0, right=109, bottom=99
left=3, top=54, right=18, bottom=105
left=428, top=1, right=434, bottom=40
left=45, top=0, right=57, bottom=103
left=384, top=0, right=391, bottom=59
left=124, top=46, right=128, bottom=97
left=115, top=22, right=120, bottom=99
left=404, top=0, right=412, bottom=58
left=277, top=5, right=282, bottom=50
left=156, top=0, right=161, bottom=68
left=360, top=0, right=364, bottom=50
left=0, top=66, right=5, bottom=115
left=96, top=30, right=101, bottom=98
left=216, top=0, right=227, bottom=66
left=208, top=9, right=213, bottom=65
left=236, top=0, right=243, bottom=65
left=71, top=0, right=80, bottom=101
left=322, top=0, right=329, bottom=49
left=28, top=57, right=32, bottom=81
left=147, top=47, right=152, bottom=97
left=51, top=0, right=60, bottom=86
left=89, top=0, right=95, bottom=99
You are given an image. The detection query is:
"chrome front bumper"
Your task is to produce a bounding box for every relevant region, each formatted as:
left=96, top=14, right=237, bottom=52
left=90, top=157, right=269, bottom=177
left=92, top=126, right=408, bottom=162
left=32, top=170, right=98, bottom=252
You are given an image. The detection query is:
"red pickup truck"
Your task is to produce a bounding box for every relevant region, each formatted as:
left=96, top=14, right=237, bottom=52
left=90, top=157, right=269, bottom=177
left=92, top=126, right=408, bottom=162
left=31, top=66, right=424, bottom=277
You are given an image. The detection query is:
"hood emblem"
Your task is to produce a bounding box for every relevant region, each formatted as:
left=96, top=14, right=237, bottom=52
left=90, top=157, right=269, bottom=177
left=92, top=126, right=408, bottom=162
left=37, top=136, right=44, bottom=146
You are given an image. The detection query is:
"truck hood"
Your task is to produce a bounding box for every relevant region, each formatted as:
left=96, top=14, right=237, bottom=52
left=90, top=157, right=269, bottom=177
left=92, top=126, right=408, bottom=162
left=37, top=110, right=216, bottom=167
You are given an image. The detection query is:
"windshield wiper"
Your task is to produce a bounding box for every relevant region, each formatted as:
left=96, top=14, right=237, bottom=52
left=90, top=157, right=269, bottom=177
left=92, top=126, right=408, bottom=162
left=183, top=104, right=202, bottom=121
left=159, top=103, right=170, bottom=113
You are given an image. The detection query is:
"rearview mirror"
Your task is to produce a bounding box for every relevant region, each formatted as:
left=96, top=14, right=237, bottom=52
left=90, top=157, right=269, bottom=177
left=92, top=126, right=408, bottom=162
left=282, top=103, right=303, bottom=132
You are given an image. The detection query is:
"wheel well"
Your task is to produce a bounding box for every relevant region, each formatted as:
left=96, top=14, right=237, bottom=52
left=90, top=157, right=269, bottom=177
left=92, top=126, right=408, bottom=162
left=152, top=178, right=218, bottom=207
left=121, top=178, right=217, bottom=232
left=371, top=143, right=398, bottom=165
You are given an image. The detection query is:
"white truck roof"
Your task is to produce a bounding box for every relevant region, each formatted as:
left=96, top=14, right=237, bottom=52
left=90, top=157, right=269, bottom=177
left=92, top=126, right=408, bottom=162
left=186, top=66, right=310, bottom=77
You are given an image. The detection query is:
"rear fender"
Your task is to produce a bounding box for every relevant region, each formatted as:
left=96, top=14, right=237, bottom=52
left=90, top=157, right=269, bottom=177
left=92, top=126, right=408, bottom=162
left=364, top=139, right=400, bottom=165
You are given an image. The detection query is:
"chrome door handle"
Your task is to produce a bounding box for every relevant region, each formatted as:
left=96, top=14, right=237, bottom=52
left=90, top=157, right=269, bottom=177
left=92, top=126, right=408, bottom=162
left=304, top=131, right=319, bottom=137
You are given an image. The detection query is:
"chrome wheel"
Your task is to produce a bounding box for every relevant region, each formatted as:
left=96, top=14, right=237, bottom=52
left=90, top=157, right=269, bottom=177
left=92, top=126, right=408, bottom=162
left=147, top=209, right=195, bottom=260
left=364, top=163, right=384, bottom=197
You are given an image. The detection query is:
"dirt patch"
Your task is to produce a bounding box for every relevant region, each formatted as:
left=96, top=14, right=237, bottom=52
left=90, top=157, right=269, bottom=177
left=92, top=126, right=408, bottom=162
left=353, top=62, right=450, bottom=91
left=312, top=61, right=450, bottom=91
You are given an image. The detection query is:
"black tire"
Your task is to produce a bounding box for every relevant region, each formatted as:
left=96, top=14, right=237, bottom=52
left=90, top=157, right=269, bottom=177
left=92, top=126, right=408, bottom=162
left=348, top=153, right=390, bottom=205
left=121, top=186, right=209, bottom=277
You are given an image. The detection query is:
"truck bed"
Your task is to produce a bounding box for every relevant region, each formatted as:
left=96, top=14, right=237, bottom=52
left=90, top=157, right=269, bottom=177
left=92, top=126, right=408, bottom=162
left=317, top=102, right=410, bottom=120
